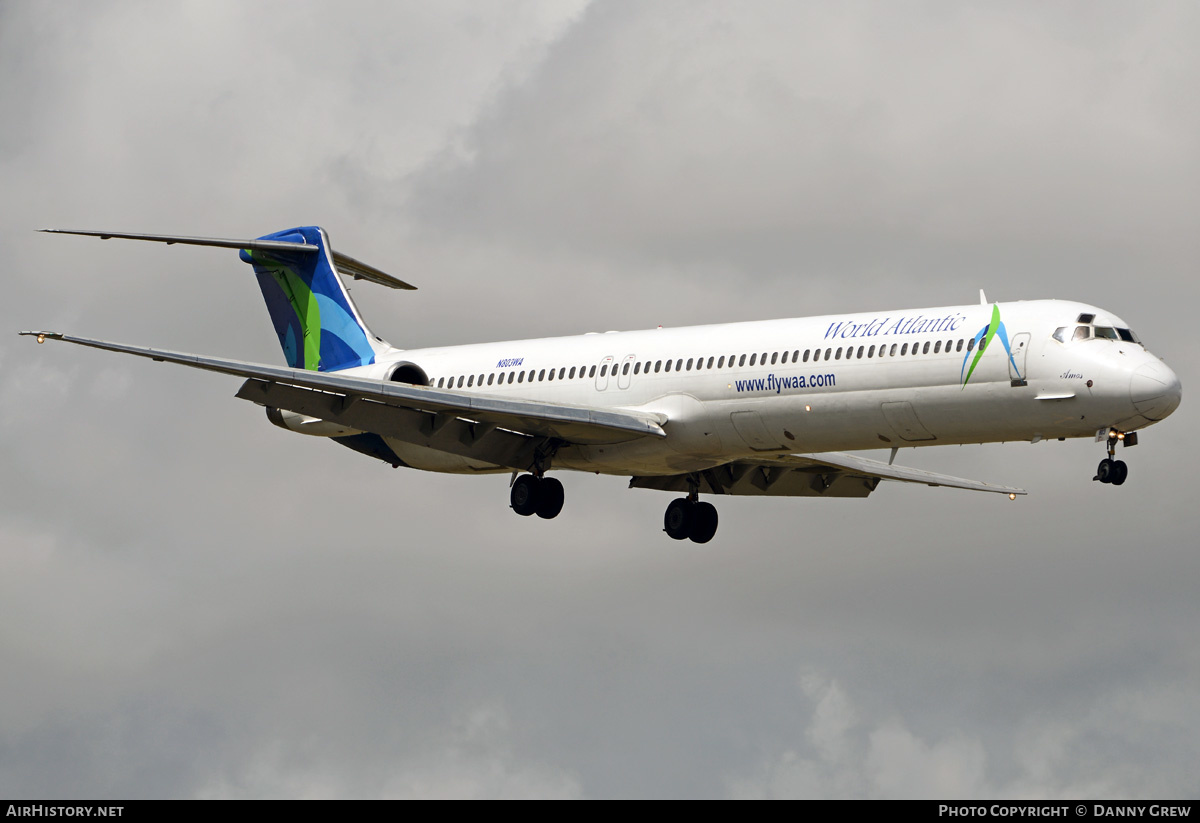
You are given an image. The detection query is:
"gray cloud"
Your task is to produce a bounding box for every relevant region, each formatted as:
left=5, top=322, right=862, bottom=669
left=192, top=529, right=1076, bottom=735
left=2, top=0, right=1198, bottom=798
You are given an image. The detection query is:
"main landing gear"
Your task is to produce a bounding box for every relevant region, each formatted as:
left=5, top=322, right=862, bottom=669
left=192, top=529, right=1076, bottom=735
left=509, top=473, right=565, bottom=519
left=664, top=495, right=719, bottom=544
left=507, top=465, right=720, bottom=543
left=1094, top=428, right=1136, bottom=486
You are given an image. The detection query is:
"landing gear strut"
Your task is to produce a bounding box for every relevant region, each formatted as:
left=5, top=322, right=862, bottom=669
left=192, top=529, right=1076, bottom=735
left=510, top=474, right=565, bottom=519
left=663, top=493, right=719, bottom=544
left=1094, top=429, right=1131, bottom=486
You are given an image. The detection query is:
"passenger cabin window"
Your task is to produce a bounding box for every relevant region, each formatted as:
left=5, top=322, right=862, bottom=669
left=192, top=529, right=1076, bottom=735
left=589, top=365, right=596, bottom=378
left=803, top=350, right=811, bottom=362
left=623, top=362, right=630, bottom=375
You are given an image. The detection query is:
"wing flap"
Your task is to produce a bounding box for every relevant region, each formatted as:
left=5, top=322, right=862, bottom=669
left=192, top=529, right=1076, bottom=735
left=238, top=380, right=545, bottom=471
left=21, top=332, right=668, bottom=446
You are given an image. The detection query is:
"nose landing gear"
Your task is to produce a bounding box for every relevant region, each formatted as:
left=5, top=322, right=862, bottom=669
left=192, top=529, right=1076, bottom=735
left=1094, top=428, right=1135, bottom=486
left=1096, top=458, right=1128, bottom=485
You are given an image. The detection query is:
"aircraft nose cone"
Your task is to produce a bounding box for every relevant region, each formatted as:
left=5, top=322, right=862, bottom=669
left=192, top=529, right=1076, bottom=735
left=1130, top=360, right=1182, bottom=421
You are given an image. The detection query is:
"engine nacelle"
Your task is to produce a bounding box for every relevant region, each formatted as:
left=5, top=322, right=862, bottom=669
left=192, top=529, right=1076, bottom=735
left=265, top=407, right=362, bottom=437
left=335, top=359, right=430, bottom=385
left=387, top=361, right=429, bottom=385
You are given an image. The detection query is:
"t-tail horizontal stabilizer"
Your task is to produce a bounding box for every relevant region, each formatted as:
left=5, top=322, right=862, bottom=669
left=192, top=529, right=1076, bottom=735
left=39, top=228, right=416, bottom=291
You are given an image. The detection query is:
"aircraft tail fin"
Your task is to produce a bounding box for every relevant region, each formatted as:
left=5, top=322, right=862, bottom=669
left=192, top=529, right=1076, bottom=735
left=239, top=226, right=394, bottom=372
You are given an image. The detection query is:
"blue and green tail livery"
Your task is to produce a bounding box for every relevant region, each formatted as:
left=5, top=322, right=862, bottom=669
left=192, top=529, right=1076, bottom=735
left=960, top=303, right=1023, bottom=387
left=240, top=227, right=381, bottom=372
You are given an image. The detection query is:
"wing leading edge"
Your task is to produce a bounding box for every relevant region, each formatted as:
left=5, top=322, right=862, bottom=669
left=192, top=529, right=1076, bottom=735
left=18, top=332, right=667, bottom=450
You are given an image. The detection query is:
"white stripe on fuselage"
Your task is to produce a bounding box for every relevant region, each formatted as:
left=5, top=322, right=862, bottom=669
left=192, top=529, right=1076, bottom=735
left=346, top=299, right=1167, bottom=475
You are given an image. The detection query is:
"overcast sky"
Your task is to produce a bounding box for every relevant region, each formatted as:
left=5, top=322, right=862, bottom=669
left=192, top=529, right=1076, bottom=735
left=1, top=1, right=1198, bottom=799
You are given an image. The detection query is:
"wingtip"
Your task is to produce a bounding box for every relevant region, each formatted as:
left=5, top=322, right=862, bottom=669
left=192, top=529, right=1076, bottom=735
left=18, top=330, right=63, bottom=343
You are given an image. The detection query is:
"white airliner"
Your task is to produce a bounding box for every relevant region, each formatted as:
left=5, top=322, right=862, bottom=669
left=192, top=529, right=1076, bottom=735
left=22, top=226, right=1182, bottom=543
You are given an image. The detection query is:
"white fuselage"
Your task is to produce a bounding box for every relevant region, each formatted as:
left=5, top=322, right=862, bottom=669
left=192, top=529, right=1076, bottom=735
left=335, top=299, right=1181, bottom=476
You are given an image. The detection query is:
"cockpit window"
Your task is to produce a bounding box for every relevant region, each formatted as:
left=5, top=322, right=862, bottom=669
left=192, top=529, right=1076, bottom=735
left=1059, top=318, right=1142, bottom=346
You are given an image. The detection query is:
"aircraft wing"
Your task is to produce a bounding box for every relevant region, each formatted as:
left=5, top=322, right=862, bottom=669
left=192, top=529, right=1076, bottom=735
left=19, top=333, right=667, bottom=458
left=630, top=450, right=1026, bottom=498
